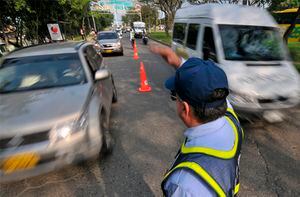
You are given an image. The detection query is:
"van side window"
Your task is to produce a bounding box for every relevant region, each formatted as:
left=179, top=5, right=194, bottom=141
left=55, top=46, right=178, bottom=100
left=186, top=24, right=200, bottom=50
left=203, top=27, right=217, bottom=62
left=173, top=23, right=186, bottom=44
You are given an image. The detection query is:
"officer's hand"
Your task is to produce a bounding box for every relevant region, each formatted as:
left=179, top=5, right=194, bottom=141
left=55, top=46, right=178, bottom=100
left=150, top=44, right=182, bottom=69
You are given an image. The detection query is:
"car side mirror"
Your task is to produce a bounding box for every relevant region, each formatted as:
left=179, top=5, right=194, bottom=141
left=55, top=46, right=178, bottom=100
left=95, top=69, right=110, bottom=81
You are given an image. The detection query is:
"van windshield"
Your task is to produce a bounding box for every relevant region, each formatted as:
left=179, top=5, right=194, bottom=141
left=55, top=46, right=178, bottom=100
left=219, top=25, right=287, bottom=61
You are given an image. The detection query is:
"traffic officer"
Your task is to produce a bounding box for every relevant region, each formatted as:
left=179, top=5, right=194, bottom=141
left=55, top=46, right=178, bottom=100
left=129, top=29, right=135, bottom=48
left=151, top=45, right=244, bottom=197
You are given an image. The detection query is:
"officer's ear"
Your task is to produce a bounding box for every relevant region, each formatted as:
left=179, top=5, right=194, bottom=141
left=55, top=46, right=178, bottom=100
left=181, top=101, right=190, bottom=117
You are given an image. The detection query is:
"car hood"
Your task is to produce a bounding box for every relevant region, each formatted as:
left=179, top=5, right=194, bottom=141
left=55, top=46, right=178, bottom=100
left=0, top=84, right=91, bottom=138
left=98, top=39, right=120, bottom=44
left=221, top=61, right=300, bottom=97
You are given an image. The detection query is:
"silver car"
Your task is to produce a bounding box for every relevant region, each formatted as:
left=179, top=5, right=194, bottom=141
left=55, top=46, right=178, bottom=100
left=95, top=31, right=123, bottom=55
left=0, top=42, right=117, bottom=182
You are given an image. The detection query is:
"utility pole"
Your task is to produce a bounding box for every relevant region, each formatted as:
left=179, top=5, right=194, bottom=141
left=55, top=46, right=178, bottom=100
left=92, top=14, right=97, bottom=32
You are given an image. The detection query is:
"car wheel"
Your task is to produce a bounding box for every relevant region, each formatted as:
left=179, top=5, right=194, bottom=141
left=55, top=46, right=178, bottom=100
left=112, top=80, right=118, bottom=103
left=119, top=48, right=124, bottom=56
left=99, top=113, right=114, bottom=156
left=101, top=130, right=114, bottom=155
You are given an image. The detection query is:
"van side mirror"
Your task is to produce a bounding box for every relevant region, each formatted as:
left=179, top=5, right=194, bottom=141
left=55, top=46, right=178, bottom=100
left=209, top=51, right=217, bottom=63
left=95, top=69, right=110, bottom=81
left=203, top=47, right=217, bottom=62
left=203, top=47, right=210, bottom=60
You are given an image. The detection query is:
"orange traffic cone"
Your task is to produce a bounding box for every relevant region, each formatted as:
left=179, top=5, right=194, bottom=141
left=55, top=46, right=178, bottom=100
left=138, top=62, right=151, bottom=92
left=133, top=48, right=139, bottom=60
left=134, top=41, right=137, bottom=51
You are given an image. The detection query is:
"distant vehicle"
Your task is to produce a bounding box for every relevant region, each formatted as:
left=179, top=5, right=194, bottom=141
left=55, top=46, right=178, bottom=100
left=133, top=21, right=146, bottom=38
left=96, top=31, right=123, bottom=55
left=273, top=8, right=300, bottom=42
left=0, top=42, right=118, bottom=182
left=115, top=28, right=122, bottom=38
left=172, top=3, right=300, bottom=122
left=142, top=35, right=148, bottom=45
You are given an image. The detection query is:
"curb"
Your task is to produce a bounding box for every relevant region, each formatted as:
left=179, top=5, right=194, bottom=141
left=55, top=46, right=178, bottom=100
left=148, top=36, right=171, bottom=47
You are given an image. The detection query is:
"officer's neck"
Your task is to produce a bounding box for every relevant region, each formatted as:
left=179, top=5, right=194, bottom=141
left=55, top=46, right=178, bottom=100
left=183, top=116, right=203, bottom=128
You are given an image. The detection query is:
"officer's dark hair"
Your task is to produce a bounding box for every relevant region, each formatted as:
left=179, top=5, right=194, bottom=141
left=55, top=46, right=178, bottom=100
left=190, top=88, right=228, bottom=123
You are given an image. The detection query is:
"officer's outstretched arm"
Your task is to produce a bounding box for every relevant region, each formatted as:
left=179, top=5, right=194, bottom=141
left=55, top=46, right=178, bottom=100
left=150, top=44, right=182, bottom=69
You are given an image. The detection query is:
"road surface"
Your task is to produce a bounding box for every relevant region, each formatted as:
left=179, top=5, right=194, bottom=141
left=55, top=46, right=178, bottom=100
left=1, top=37, right=299, bottom=197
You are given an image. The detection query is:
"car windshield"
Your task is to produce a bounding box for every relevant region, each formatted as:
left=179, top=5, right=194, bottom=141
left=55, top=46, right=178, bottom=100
left=97, top=32, right=118, bottom=40
left=0, top=53, right=86, bottom=93
left=219, top=25, right=287, bottom=61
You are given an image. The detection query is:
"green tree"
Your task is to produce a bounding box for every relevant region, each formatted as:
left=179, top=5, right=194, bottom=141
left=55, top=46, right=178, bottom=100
left=90, top=11, right=114, bottom=31
left=141, top=5, right=158, bottom=32
left=122, top=8, right=141, bottom=27
left=0, top=0, right=113, bottom=46
left=139, top=0, right=181, bottom=35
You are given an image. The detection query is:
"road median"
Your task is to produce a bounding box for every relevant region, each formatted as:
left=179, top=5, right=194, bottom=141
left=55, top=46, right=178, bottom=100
left=148, top=32, right=171, bottom=47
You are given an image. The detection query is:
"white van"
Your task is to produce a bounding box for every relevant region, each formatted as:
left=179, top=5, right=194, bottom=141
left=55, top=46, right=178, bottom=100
left=133, top=21, right=146, bottom=38
left=172, top=3, right=300, bottom=122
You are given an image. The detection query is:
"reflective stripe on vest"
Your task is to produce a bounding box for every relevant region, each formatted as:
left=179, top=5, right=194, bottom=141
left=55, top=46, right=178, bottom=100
left=227, top=107, right=244, bottom=139
left=162, top=109, right=243, bottom=196
left=227, top=107, right=238, bottom=121
left=234, top=183, right=240, bottom=195
left=180, top=116, right=239, bottom=159
left=163, top=161, right=226, bottom=197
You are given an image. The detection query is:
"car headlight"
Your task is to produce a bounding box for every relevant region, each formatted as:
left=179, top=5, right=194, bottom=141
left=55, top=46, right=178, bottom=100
left=113, top=42, right=121, bottom=47
left=228, top=91, right=255, bottom=105
left=49, top=113, right=88, bottom=143
left=97, top=43, right=104, bottom=48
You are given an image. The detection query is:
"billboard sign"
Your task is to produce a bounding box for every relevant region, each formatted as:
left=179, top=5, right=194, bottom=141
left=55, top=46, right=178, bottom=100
left=47, top=24, right=63, bottom=41
left=90, top=0, right=134, bottom=12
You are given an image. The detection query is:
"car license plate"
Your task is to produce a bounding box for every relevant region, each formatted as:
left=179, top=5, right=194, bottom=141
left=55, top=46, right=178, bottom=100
left=1, top=152, right=40, bottom=174
left=105, top=49, right=113, bottom=53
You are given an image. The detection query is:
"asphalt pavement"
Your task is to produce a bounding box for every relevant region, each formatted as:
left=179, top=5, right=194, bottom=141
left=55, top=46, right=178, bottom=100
left=0, top=37, right=299, bottom=197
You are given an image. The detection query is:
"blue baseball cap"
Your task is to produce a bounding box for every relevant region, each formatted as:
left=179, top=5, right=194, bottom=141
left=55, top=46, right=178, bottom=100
left=165, top=58, right=229, bottom=108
